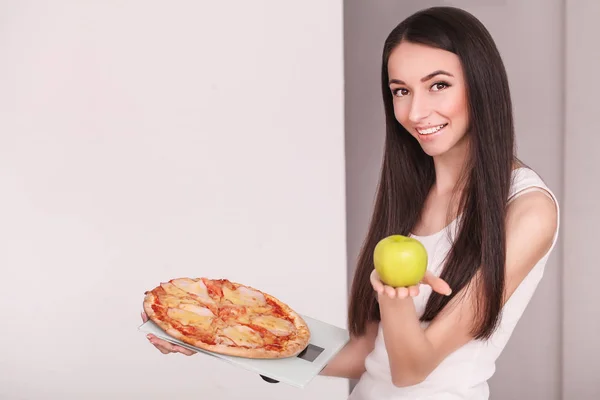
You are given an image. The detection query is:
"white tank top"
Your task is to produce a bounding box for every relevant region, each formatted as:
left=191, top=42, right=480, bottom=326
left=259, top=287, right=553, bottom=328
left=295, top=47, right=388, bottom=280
left=349, top=167, right=560, bottom=400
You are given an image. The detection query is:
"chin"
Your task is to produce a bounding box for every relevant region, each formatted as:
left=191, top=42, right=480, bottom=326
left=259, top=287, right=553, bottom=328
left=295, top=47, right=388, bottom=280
left=419, top=145, right=450, bottom=157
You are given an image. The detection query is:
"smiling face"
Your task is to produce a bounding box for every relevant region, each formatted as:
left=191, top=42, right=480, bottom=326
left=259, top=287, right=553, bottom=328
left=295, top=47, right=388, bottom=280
left=387, top=41, right=470, bottom=158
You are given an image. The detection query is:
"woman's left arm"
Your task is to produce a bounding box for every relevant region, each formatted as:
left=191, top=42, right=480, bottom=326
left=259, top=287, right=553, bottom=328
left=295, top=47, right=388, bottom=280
left=376, top=190, right=558, bottom=387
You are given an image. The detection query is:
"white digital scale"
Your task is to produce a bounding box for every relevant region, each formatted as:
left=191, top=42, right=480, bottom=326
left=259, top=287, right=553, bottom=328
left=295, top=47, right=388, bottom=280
left=138, top=315, right=350, bottom=388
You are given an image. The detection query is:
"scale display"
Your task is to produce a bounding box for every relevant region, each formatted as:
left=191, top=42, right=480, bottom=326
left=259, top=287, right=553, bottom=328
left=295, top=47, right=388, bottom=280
left=297, top=343, right=324, bottom=362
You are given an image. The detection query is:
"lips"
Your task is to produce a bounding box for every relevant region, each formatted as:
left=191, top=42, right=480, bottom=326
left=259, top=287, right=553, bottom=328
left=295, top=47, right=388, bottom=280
left=416, top=123, right=448, bottom=135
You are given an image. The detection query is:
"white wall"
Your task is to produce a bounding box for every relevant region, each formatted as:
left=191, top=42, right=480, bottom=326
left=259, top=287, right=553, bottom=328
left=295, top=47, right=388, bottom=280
left=0, top=2, right=348, bottom=399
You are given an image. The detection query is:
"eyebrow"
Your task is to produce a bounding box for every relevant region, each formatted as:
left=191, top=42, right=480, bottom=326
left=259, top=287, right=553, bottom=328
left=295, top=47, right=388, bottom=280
left=388, top=70, right=455, bottom=85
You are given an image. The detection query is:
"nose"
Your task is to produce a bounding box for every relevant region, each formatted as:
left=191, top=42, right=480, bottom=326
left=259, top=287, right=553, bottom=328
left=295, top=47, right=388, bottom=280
left=408, top=93, right=431, bottom=123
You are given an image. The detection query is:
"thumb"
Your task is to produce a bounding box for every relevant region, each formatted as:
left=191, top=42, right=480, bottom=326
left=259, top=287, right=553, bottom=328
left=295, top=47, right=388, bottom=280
left=423, top=271, right=452, bottom=296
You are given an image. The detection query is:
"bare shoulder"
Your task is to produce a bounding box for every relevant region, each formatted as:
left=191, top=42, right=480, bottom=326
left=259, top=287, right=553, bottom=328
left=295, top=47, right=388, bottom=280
left=504, top=189, right=558, bottom=298
left=506, top=188, right=558, bottom=244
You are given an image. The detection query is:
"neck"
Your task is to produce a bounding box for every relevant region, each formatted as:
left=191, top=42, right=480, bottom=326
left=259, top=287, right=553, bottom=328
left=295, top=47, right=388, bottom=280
left=431, top=137, right=470, bottom=195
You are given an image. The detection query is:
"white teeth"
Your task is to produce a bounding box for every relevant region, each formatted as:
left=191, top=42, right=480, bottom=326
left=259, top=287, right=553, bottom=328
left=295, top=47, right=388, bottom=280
left=417, top=124, right=447, bottom=135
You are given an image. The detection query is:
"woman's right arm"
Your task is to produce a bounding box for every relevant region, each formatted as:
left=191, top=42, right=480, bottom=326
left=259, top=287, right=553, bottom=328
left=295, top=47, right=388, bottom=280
left=319, top=321, right=379, bottom=379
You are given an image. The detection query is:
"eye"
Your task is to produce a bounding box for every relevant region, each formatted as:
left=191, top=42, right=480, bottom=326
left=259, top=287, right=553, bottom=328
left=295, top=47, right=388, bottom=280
left=392, top=88, right=410, bottom=97
left=431, top=81, right=451, bottom=92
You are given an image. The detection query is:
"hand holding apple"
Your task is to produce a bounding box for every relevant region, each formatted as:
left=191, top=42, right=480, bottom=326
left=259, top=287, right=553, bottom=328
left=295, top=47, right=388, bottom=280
left=371, top=234, right=452, bottom=299
left=373, top=234, right=428, bottom=287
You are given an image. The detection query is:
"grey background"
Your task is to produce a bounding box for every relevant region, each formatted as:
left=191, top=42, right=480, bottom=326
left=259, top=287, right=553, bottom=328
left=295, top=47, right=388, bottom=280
left=344, top=0, right=599, bottom=399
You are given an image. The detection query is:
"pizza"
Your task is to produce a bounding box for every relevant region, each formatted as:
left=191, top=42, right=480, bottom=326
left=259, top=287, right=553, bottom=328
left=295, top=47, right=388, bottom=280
left=143, top=277, right=311, bottom=359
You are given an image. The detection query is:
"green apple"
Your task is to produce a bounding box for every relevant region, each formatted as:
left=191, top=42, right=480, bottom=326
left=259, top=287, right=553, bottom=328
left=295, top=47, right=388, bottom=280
left=373, top=235, right=428, bottom=287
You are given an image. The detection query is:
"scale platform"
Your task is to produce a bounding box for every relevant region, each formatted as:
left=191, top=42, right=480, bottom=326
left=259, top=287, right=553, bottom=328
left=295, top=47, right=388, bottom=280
left=138, top=315, right=349, bottom=388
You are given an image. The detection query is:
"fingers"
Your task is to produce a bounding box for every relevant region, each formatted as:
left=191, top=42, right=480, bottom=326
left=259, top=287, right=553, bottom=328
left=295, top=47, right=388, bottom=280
left=370, top=270, right=385, bottom=294
left=408, top=285, right=420, bottom=297
left=156, top=345, right=172, bottom=354
left=422, top=271, right=452, bottom=296
left=142, top=311, right=196, bottom=356
left=371, top=268, right=451, bottom=301
left=141, top=313, right=170, bottom=353
left=398, top=287, right=407, bottom=298
left=147, top=335, right=180, bottom=354
left=384, top=285, right=396, bottom=298
left=147, top=334, right=172, bottom=354
left=372, top=270, right=423, bottom=299
left=146, top=334, right=196, bottom=356
left=173, top=346, right=196, bottom=356
left=372, top=269, right=428, bottom=301
left=394, top=286, right=421, bottom=299
left=380, top=285, right=418, bottom=299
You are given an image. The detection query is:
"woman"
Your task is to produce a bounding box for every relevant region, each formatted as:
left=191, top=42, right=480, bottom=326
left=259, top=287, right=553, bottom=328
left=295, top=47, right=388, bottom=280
left=322, top=6, right=559, bottom=399
left=144, top=6, right=559, bottom=399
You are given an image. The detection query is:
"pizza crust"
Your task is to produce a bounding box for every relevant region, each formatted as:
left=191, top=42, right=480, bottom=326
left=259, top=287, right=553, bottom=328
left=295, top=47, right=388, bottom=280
left=143, top=278, right=311, bottom=359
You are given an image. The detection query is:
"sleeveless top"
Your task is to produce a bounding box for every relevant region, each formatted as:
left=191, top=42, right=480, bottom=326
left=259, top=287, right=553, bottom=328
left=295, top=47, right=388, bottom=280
left=348, top=167, right=560, bottom=400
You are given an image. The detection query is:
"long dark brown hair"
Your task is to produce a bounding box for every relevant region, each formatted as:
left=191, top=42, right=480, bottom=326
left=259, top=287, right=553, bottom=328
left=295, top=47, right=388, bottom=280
left=348, top=6, right=516, bottom=340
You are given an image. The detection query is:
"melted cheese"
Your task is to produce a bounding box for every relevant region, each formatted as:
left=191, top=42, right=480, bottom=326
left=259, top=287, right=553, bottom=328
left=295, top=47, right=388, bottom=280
left=159, top=294, right=181, bottom=308
left=216, top=336, right=235, bottom=346
left=178, top=303, right=215, bottom=317
left=222, top=286, right=267, bottom=306
left=221, top=325, right=264, bottom=348
left=223, top=308, right=251, bottom=324
left=167, top=308, right=213, bottom=328
left=251, top=315, right=295, bottom=336
left=160, top=282, right=189, bottom=297
left=171, top=278, right=215, bottom=304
